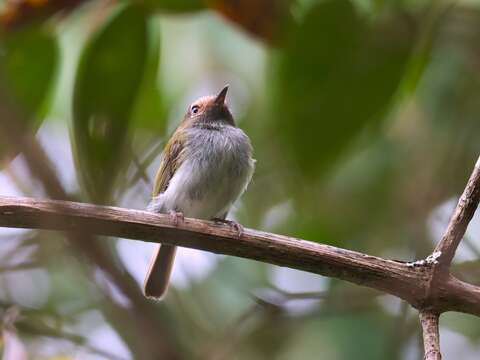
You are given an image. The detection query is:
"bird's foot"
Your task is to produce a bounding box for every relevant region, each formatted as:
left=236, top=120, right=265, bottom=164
left=169, top=210, right=184, bottom=227
left=213, top=218, right=244, bottom=238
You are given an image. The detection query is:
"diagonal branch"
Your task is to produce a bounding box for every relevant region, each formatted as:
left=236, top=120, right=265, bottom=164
left=423, top=155, right=480, bottom=309
left=1, top=195, right=480, bottom=316
left=417, top=156, right=480, bottom=359
left=434, top=156, right=480, bottom=272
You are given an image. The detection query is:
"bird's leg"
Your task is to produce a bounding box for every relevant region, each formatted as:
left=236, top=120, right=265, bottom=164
left=169, top=210, right=184, bottom=227
left=213, top=218, right=244, bottom=238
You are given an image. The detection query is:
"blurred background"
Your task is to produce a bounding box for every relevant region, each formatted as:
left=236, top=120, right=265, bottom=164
left=0, top=0, right=479, bottom=359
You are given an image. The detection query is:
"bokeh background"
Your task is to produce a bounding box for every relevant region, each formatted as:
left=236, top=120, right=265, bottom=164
left=0, top=0, right=480, bottom=359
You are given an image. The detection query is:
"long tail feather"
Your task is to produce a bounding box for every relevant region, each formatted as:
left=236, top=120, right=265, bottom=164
left=143, top=244, right=177, bottom=299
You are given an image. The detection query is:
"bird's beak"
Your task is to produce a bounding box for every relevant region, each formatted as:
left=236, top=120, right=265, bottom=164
left=214, top=85, right=229, bottom=105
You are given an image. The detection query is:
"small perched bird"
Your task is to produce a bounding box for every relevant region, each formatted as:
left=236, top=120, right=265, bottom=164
left=144, top=86, right=255, bottom=299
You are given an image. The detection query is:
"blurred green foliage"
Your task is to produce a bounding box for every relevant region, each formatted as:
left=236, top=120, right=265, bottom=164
left=275, top=0, right=414, bottom=178
left=73, top=3, right=148, bottom=203
left=131, top=17, right=164, bottom=132
left=0, top=0, right=479, bottom=359
left=0, top=25, right=57, bottom=164
left=0, top=26, right=58, bottom=118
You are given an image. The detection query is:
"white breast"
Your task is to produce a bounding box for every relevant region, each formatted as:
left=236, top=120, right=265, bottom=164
left=151, top=124, right=255, bottom=219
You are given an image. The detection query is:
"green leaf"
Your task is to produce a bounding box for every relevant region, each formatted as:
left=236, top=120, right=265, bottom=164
left=73, top=4, right=148, bottom=203
left=274, top=0, right=414, bottom=179
left=0, top=25, right=58, bottom=165
left=131, top=16, right=165, bottom=132
left=0, top=26, right=58, bottom=117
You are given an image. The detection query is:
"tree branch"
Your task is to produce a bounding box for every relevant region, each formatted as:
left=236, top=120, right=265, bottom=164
left=419, top=311, right=441, bottom=360
left=1, top=195, right=480, bottom=316
left=422, top=155, right=480, bottom=310
left=434, top=156, right=480, bottom=272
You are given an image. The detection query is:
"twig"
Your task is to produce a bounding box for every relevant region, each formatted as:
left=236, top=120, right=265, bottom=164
left=434, top=156, right=480, bottom=272
left=11, top=304, right=129, bottom=360
left=127, top=140, right=165, bottom=187
left=259, top=286, right=380, bottom=302
left=419, top=311, right=441, bottom=360
left=0, top=263, right=42, bottom=272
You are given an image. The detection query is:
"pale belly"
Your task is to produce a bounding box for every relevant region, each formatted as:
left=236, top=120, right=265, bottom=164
left=149, top=126, right=254, bottom=220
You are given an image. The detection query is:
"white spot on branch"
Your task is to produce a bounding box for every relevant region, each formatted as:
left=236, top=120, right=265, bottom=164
left=406, top=251, right=442, bottom=268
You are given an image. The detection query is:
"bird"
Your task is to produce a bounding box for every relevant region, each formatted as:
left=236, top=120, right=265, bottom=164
left=143, top=85, right=255, bottom=299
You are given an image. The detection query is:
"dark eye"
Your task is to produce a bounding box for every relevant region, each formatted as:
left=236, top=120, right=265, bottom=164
left=191, top=105, right=200, bottom=114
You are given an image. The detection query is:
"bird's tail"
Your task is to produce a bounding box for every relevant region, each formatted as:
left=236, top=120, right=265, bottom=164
left=143, top=244, right=177, bottom=299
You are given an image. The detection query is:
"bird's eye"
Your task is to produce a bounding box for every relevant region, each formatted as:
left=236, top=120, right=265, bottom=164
left=191, top=105, right=200, bottom=114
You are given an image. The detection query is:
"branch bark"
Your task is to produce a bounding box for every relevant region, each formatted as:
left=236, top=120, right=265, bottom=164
left=423, top=156, right=480, bottom=309
left=434, top=156, right=480, bottom=272
left=0, top=195, right=480, bottom=317
left=419, top=311, right=441, bottom=360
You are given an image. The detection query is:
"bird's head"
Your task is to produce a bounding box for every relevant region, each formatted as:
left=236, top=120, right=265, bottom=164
left=184, top=85, right=234, bottom=127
